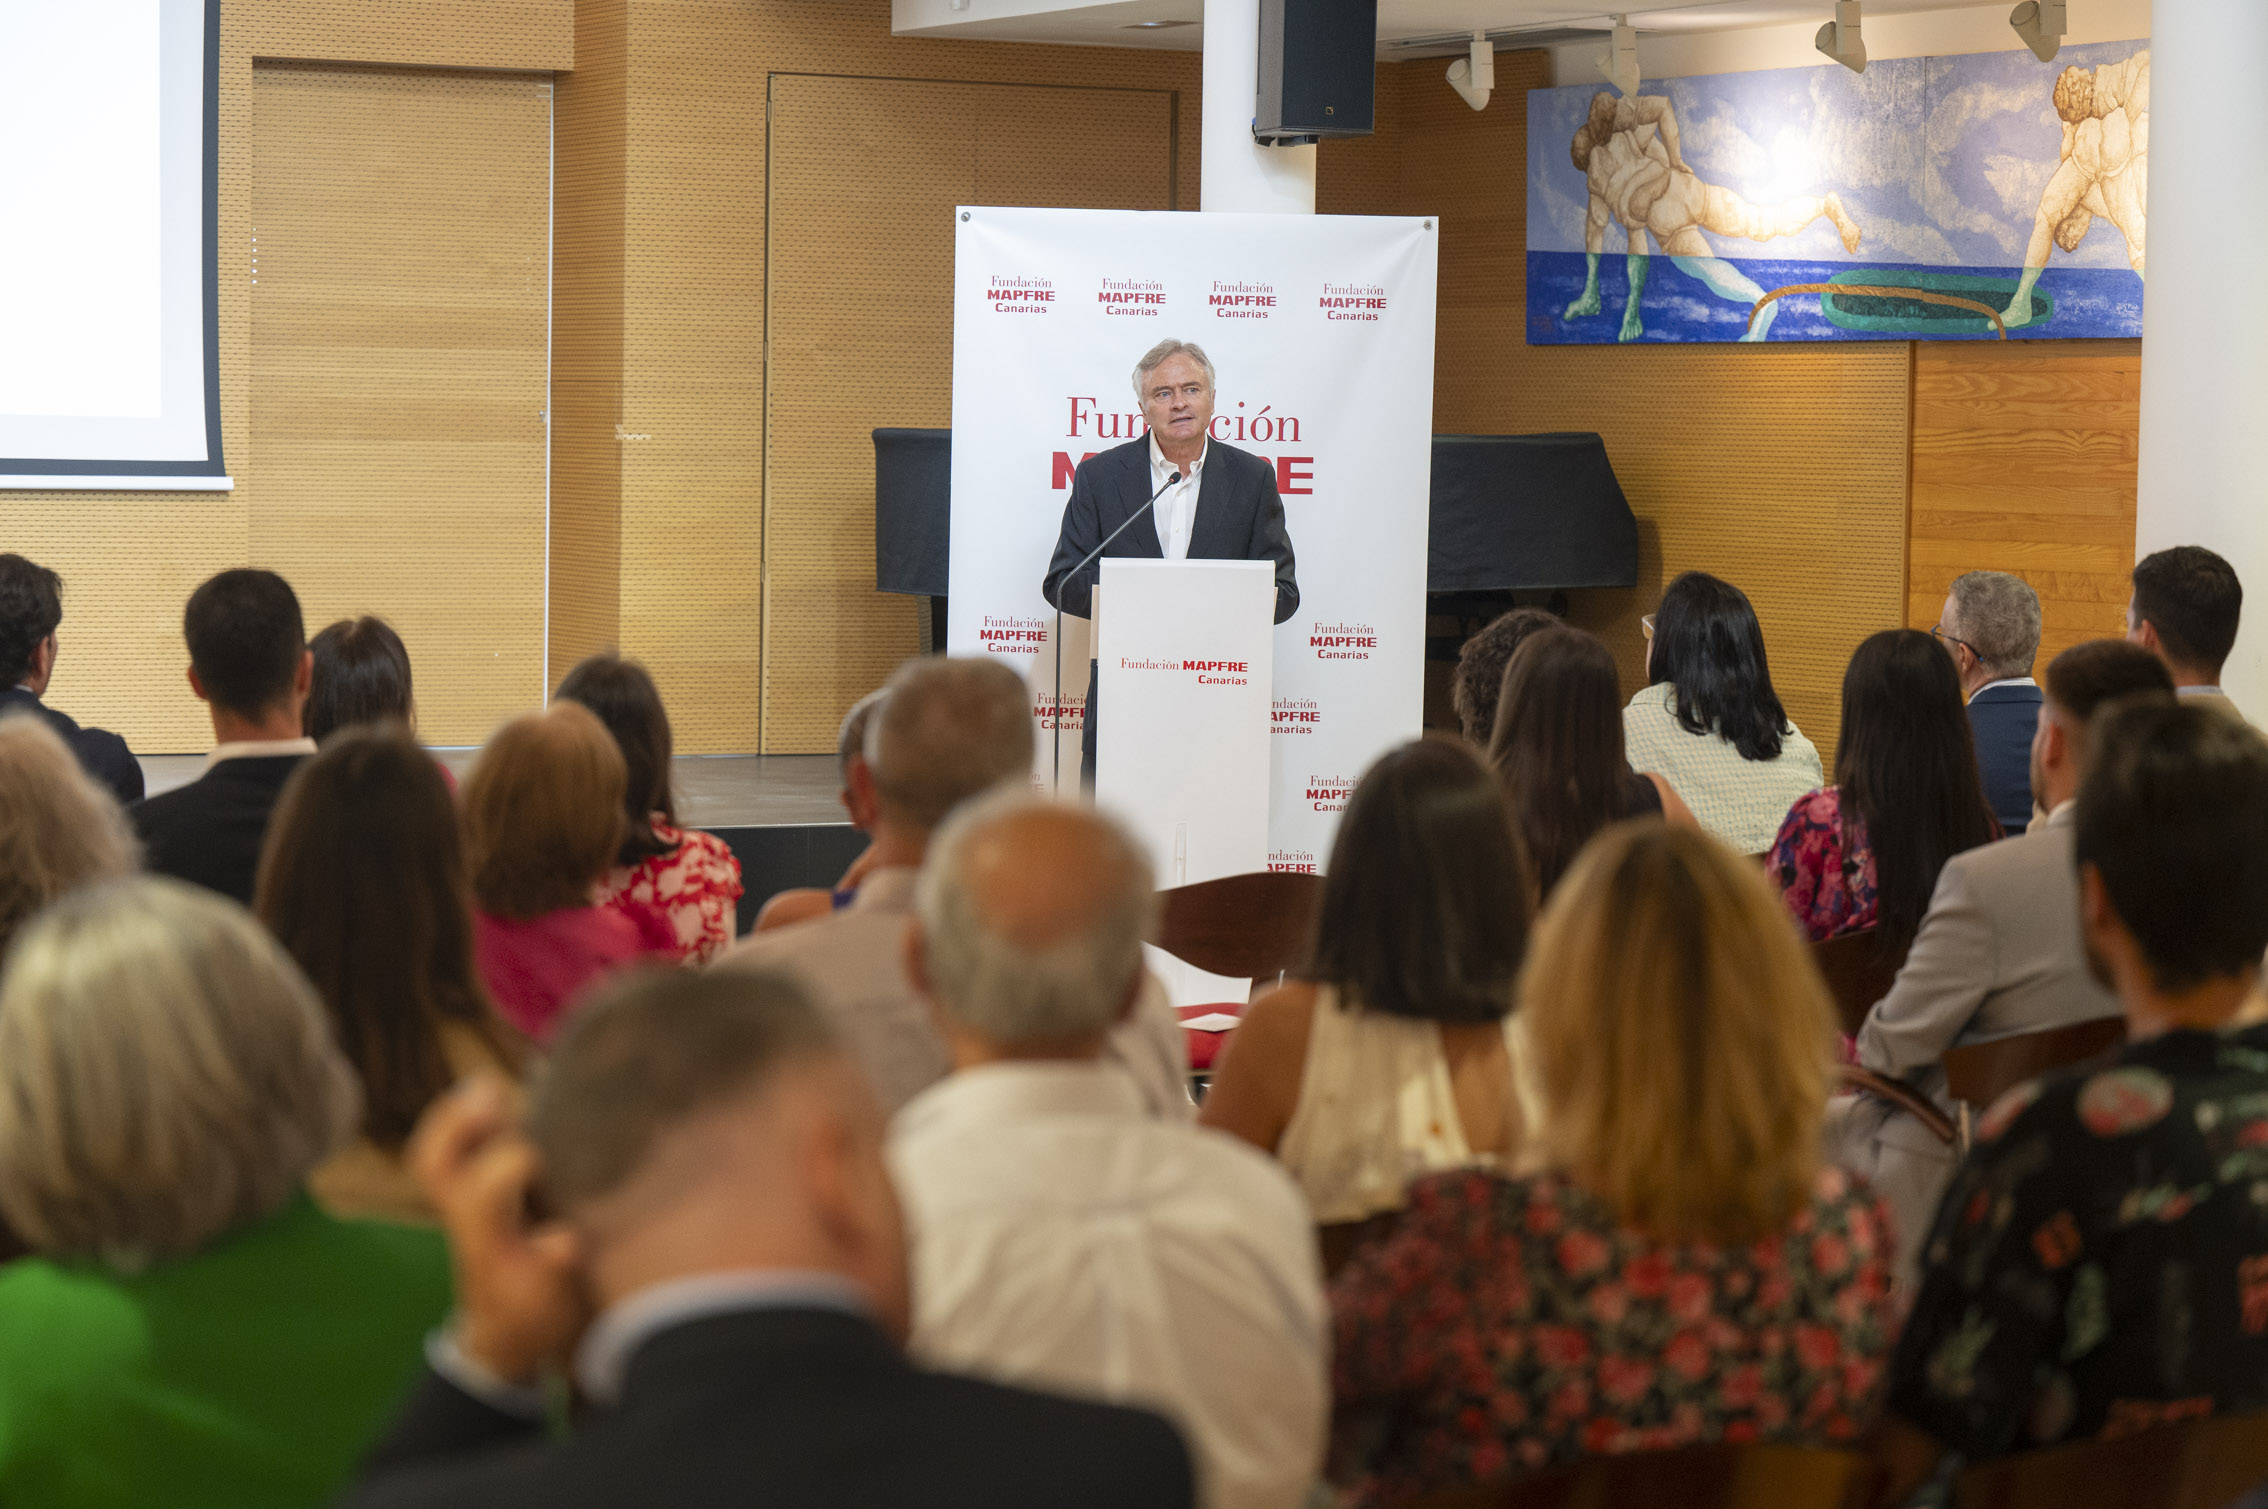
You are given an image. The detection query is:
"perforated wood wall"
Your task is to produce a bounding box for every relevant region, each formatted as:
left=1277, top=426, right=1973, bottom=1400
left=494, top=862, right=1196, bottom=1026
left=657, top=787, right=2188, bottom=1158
left=1907, top=340, right=2141, bottom=668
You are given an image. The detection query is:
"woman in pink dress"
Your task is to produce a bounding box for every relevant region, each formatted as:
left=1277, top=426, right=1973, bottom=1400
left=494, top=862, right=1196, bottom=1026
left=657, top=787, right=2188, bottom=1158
left=461, top=701, right=671, bottom=1041
left=555, top=653, right=744, bottom=964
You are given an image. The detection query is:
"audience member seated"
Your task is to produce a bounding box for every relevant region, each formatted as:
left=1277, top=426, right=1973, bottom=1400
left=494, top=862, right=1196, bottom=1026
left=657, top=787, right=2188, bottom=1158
left=256, top=726, right=528, bottom=1223
left=1878, top=699, right=2268, bottom=1496
left=1490, top=624, right=1693, bottom=895
left=1327, top=824, right=1894, bottom=1506
left=130, top=568, right=314, bottom=905
left=0, top=878, right=451, bottom=1507
left=306, top=615, right=417, bottom=743
left=1832, top=640, right=2173, bottom=1283
left=894, top=794, right=1326, bottom=1509
left=1769, top=629, right=1999, bottom=947
left=0, top=553, right=142, bottom=805
left=1936, top=570, right=2045, bottom=835
left=340, top=969, right=1194, bottom=1509
left=1449, top=607, right=1558, bottom=745
left=754, top=688, right=888, bottom=933
left=1201, top=738, right=1537, bottom=1262
left=2129, top=544, right=2245, bottom=712
left=1624, top=571, right=1824, bottom=854
left=718, top=656, right=1190, bottom=1118
left=556, top=654, right=744, bottom=965
left=463, top=702, right=669, bottom=1041
left=0, top=716, right=137, bottom=956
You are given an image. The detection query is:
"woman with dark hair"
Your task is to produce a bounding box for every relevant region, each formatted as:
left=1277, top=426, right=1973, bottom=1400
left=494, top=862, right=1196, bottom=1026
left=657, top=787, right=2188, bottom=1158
left=1200, top=737, right=1538, bottom=1266
left=256, top=725, right=525, bottom=1222
left=1625, top=571, right=1824, bottom=853
left=305, top=616, right=415, bottom=743
left=555, top=654, right=744, bottom=964
left=1769, top=628, right=2000, bottom=948
left=1489, top=625, right=1694, bottom=895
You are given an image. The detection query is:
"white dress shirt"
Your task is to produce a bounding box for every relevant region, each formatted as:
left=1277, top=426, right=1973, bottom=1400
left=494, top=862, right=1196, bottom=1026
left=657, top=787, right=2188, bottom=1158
left=203, top=735, right=317, bottom=771
left=891, top=1060, right=1324, bottom=1509
left=1966, top=675, right=2037, bottom=703
left=1148, top=434, right=1207, bottom=560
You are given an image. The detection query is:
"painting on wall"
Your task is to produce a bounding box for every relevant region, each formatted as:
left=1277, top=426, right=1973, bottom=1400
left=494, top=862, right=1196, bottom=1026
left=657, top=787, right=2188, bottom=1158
left=1525, top=41, right=2147, bottom=343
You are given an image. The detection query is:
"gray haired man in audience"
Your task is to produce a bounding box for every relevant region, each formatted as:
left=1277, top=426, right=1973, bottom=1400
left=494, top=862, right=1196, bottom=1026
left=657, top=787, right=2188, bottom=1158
left=715, top=655, right=1190, bottom=1117
left=1936, top=570, right=2044, bottom=836
left=343, top=970, right=1192, bottom=1508
left=892, top=793, right=1325, bottom=1509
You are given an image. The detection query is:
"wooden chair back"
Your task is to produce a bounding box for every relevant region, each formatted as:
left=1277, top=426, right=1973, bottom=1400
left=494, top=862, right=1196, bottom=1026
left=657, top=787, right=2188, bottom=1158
left=1942, top=1016, right=2128, bottom=1114
left=1398, top=1443, right=1875, bottom=1509
left=1155, top=871, right=1324, bottom=989
left=1953, top=1406, right=2268, bottom=1509
left=1810, top=928, right=1907, bottom=1038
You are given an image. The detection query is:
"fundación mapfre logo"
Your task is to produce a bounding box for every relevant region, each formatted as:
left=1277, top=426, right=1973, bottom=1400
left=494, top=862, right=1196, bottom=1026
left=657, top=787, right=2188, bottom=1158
left=1304, top=776, right=1356, bottom=813
left=989, top=275, right=1054, bottom=315
left=1097, top=277, right=1165, bottom=318
left=1209, top=280, right=1275, bottom=321
left=1272, top=697, right=1320, bottom=735
left=1269, top=847, right=1319, bottom=875
left=1113, top=656, right=1251, bottom=687
left=977, top=614, right=1046, bottom=655
left=1311, top=622, right=1376, bottom=661
left=1319, top=281, right=1388, bottom=322
left=1032, top=691, right=1083, bottom=733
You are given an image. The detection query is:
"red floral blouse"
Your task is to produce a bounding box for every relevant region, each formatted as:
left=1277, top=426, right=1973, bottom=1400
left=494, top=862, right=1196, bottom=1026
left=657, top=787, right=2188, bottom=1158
left=1328, top=1166, right=1897, bottom=1505
left=599, top=823, right=744, bottom=966
left=1768, top=786, right=1879, bottom=943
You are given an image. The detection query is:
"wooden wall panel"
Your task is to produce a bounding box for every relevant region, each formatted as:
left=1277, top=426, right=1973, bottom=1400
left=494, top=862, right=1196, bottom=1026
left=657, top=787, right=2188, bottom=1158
left=250, top=63, right=551, bottom=747
left=1907, top=340, right=2141, bottom=670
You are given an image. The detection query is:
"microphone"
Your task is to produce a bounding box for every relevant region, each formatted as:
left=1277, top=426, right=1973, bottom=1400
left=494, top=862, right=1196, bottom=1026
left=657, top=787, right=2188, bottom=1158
left=1051, top=468, right=1183, bottom=793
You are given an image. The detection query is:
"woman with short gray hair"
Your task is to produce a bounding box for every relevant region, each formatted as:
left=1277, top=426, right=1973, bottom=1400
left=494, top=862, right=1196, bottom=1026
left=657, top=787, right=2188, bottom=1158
left=0, top=877, right=453, bottom=1506
left=0, top=714, right=137, bottom=957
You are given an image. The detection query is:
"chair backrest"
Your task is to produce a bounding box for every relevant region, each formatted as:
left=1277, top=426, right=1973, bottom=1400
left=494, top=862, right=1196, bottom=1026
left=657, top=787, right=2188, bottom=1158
left=1941, top=1016, right=2128, bottom=1112
left=1811, top=927, right=1908, bottom=1038
left=1399, top=1442, right=1875, bottom=1509
left=1154, top=871, right=1324, bottom=985
left=1954, top=1405, right=2268, bottom=1509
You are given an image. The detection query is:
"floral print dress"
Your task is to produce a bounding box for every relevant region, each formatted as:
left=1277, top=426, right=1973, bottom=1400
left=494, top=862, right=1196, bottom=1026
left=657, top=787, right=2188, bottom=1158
left=599, top=822, right=745, bottom=966
left=1328, top=1166, right=1897, bottom=1505
left=1889, top=1021, right=2268, bottom=1460
left=1768, top=787, right=1879, bottom=943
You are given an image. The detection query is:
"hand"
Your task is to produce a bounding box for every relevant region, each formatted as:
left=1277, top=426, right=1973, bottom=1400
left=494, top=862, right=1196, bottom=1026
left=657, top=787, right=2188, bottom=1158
left=410, top=1076, right=593, bottom=1385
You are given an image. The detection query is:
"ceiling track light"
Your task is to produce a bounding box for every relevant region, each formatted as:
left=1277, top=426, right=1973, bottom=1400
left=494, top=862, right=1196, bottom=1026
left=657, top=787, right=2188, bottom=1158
left=1816, top=0, right=1867, bottom=73
left=2010, top=0, right=2065, bottom=62
left=1446, top=31, right=1495, bottom=111
left=1598, top=15, right=1640, bottom=97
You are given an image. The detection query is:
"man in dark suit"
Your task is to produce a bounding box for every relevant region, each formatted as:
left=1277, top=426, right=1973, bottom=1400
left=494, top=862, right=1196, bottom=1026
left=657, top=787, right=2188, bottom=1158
left=1934, top=569, right=2043, bottom=836
left=0, top=554, right=143, bottom=805
left=1043, top=339, right=1298, bottom=784
left=341, top=969, right=1193, bottom=1509
left=130, top=569, right=313, bottom=905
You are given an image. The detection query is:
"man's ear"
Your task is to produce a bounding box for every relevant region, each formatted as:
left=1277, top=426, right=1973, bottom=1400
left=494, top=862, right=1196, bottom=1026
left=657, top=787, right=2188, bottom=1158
left=294, top=647, right=314, bottom=697
left=186, top=663, right=210, bottom=704
left=2131, top=617, right=2161, bottom=654
left=2079, top=861, right=2112, bottom=934
left=845, top=757, right=880, bottom=826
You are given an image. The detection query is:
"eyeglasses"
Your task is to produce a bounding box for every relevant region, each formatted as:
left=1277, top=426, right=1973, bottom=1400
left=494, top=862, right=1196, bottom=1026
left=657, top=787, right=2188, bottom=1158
left=1640, top=614, right=1656, bottom=639
left=1930, top=623, right=1977, bottom=657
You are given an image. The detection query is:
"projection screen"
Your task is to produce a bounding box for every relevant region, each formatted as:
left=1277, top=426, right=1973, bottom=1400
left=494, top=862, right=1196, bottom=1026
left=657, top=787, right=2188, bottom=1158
left=0, top=0, right=225, bottom=490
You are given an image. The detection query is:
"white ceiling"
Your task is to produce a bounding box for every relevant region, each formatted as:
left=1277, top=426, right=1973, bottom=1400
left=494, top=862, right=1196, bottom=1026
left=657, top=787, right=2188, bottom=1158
left=890, top=0, right=2019, bottom=54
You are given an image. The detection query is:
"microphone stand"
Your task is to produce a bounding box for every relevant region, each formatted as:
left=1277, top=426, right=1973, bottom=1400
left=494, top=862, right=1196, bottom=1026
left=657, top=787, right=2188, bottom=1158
left=1050, top=469, right=1181, bottom=795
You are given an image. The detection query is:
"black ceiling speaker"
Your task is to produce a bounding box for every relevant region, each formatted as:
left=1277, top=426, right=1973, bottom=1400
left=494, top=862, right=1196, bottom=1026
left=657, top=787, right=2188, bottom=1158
left=1254, top=0, right=1378, bottom=144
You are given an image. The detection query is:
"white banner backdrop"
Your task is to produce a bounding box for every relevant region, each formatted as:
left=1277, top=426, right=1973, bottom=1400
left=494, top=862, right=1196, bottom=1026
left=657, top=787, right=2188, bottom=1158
left=949, top=206, right=1437, bottom=872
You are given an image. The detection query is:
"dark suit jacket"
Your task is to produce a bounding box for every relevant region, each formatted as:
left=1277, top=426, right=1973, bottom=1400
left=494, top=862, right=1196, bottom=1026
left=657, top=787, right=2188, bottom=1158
left=130, top=753, right=306, bottom=906
left=1966, top=681, right=2043, bottom=838
left=0, top=687, right=142, bottom=806
left=1042, top=437, right=1300, bottom=626
left=341, top=1307, right=1194, bottom=1509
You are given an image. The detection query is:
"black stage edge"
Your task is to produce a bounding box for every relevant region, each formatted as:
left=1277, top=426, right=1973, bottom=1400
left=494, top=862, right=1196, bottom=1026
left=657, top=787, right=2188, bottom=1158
left=706, top=823, right=871, bottom=934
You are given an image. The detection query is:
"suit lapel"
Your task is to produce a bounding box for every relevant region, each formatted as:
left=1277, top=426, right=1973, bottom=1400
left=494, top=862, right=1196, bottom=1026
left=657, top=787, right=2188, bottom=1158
left=1115, top=441, right=1162, bottom=558
left=1186, top=447, right=1232, bottom=559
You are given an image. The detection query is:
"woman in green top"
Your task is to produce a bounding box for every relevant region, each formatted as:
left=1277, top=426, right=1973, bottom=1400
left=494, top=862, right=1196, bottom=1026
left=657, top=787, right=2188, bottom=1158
left=0, top=878, right=454, bottom=1509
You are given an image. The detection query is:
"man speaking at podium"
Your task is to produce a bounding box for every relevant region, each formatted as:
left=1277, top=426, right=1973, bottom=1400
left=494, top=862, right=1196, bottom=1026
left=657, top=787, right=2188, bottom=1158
left=1042, top=338, right=1299, bottom=784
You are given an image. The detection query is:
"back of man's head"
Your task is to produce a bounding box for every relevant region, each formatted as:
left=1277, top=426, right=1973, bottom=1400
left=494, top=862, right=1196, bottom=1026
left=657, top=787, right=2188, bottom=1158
left=183, top=569, right=305, bottom=718
left=2132, top=545, right=2242, bottom=677
left=1947, top=570, right=2042, bottom=681
left=2076, top=701, right=2268, bottom=991
left=866, top=656, right=1032, bottom=831
left=2043, top=639, right=2175, bottom=738
left=914, top=793, right=1153, bottom=1053
left=0, top=555, right=63, bottom=690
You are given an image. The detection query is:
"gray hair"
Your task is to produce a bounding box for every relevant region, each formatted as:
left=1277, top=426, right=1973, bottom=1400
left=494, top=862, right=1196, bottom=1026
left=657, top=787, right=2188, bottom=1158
left=1946, top=570, right=2043, bottom=680
left=0, top=714, right=137, bottom=956
left=915, top=790, right=1154, bottom=1049
left=864, top=656, right=1033, bottom=830
left=0, top=878, right=358, bottom=1267
left=1130, top=339, right=1216, bottom=402
left=837, top=689, right=887, bottom=783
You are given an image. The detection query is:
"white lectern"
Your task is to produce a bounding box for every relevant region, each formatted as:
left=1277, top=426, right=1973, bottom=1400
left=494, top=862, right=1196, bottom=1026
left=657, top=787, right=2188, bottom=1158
left=1094, top=558, right=1274, bottom=894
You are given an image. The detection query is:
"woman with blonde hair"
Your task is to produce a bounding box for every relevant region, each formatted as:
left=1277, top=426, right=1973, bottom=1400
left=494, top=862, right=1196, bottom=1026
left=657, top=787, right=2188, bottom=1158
left=463, top=700, right=670, bottom=1041
left=0, top=877, right=450, bottom=1506
left=0, top=714, right=137, bottom=955
left=1327, top=824, right=1896, bottom=1505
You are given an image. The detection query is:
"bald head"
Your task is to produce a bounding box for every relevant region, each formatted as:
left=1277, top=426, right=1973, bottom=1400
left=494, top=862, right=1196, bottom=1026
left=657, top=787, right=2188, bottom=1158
left=912, top=793, right=1154, bottom=1053
left=866, top=656, right=1033, bottom=832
